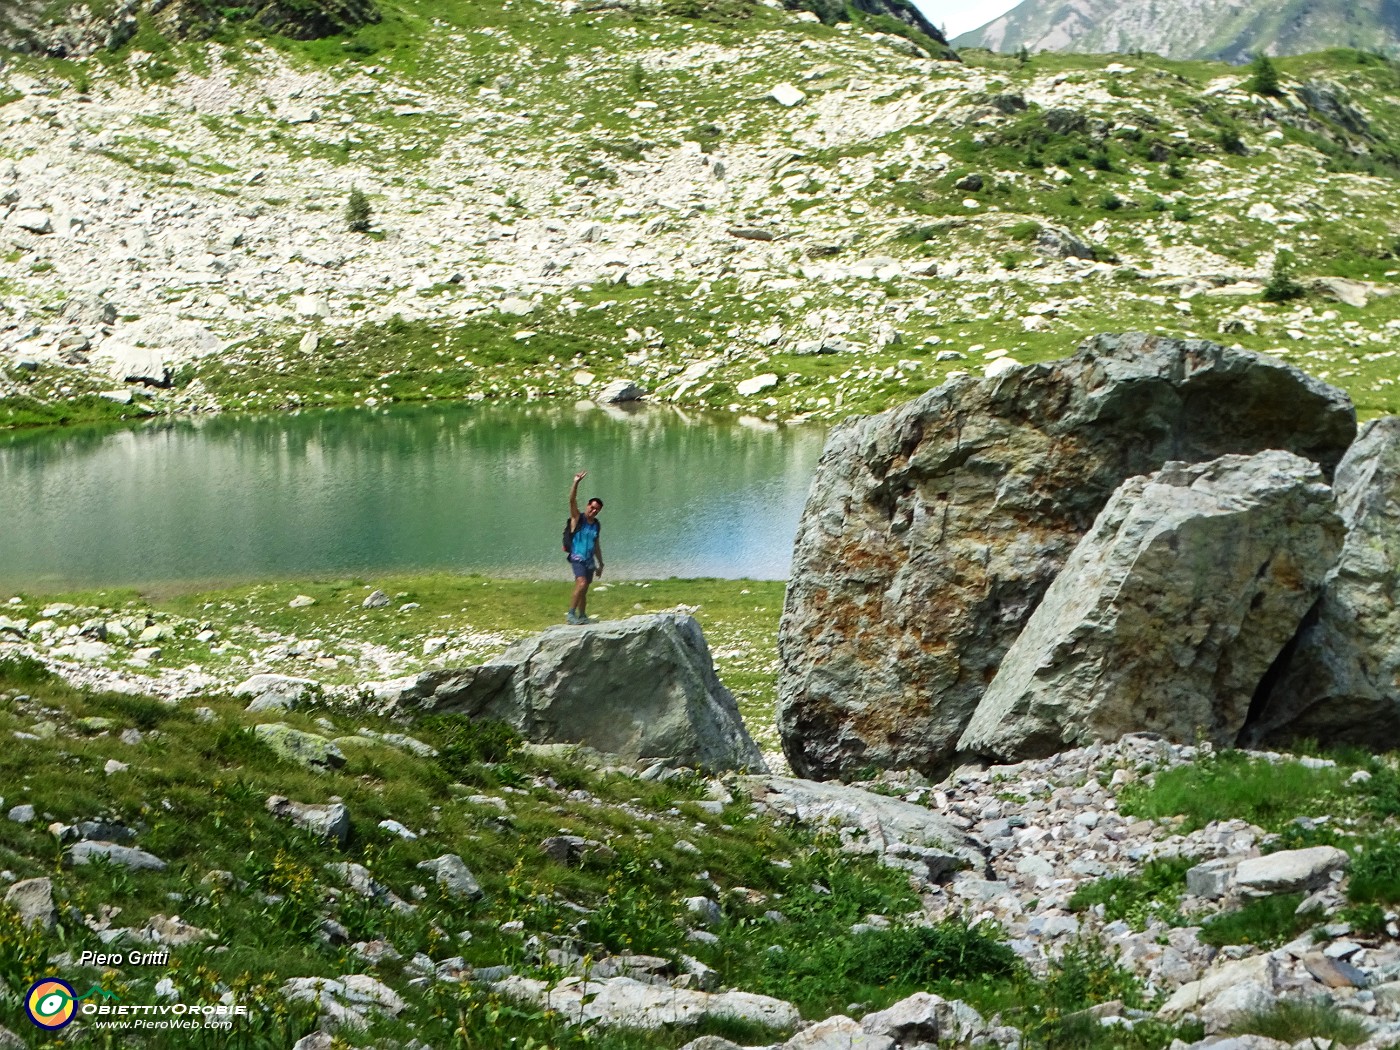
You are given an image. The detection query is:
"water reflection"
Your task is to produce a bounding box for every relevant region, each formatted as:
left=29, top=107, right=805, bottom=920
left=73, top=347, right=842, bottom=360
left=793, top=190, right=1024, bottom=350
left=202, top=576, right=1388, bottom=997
left=0, top=402, right=827, bottom=588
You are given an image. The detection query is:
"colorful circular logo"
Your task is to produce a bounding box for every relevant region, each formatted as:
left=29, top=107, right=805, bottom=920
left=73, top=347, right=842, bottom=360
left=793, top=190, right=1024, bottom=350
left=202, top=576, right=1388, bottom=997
left=25, top=979, right=78, bottom=1029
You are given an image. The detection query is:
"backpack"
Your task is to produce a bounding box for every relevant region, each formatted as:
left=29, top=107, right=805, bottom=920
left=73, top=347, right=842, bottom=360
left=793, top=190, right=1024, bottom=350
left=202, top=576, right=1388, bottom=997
left=562, top=517, right=600, bottom=559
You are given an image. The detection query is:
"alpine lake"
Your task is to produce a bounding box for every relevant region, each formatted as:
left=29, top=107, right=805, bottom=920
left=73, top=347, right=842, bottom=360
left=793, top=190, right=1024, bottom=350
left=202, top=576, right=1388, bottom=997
left=0, top=400, right=828, bottom=591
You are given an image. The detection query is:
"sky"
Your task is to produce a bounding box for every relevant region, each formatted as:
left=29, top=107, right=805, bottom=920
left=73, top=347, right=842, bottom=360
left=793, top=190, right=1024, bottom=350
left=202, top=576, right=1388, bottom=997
left=912, top=0, right=1025, bottom=40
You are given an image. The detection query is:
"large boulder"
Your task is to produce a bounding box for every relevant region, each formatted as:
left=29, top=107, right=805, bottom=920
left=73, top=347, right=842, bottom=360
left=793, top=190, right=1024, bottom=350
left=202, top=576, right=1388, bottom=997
left=958, top=451, right=1344, bottom=761
left=1243, top=417, right=1400, bottom=748
left=778, top=333, right=1355, bottom=780
left=373, top=614, right=766, bottom=773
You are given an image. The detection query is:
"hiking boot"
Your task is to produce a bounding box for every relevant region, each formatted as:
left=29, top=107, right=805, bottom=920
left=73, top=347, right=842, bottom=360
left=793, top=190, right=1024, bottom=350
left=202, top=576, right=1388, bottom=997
left=566, top=611, right=582, bottom=625
left=576, top=615, right=595, bottom=624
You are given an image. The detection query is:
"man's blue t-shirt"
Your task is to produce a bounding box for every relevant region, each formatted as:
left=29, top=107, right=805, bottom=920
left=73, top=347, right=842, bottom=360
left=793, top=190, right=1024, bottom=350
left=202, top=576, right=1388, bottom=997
left=570, top=519, right=600, bottom=562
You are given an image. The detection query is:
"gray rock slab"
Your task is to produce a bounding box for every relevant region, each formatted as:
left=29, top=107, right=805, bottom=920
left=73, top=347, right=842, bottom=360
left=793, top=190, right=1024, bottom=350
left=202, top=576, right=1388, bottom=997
left=778, top=333, right=1355, bottom=780
left=1246, top=417, right=1400, bottom=748
left=784, top=1015, right=893, bottom=1050
left=255, top=723, right=345, bottom=771
left=740, top=775, right=984, bottom=875
left=1186, top=858, right=1236, bottom=900
left=958, top=451, right=1342, bottom=760
left=677, top=1038, right=744, bottom=1050
left=860, top=991, right=987, bottom=1044
left=234, top=673, right=318, bottom=705
left=1235, top=846, right=1349, bottom=895
left=598, top=379, right=645, bottom=403
left=496, top=974, right=800, bottom=1030
left=266, top=796, right=350, bottom=846
left=69, top=841, right=167, bottom=871
left=282, top=974, right=405, bottom=1033
left=1160, top=954, right=1276, bottom=1025
left=1302, top=952, right=1367, bottom=988
left=4, top=876, right=57, bottom=929
left=417, top=854, right=483, bottom=900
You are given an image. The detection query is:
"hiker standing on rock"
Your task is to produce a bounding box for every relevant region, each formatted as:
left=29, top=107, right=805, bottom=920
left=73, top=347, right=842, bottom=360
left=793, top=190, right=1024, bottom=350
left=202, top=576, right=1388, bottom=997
left=565, top=471, right=604, bottom=625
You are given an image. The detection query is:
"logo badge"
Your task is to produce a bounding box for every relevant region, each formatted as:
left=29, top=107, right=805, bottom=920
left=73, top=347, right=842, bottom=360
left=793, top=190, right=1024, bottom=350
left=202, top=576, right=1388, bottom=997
left=25, top=979, right=79, bottom=1029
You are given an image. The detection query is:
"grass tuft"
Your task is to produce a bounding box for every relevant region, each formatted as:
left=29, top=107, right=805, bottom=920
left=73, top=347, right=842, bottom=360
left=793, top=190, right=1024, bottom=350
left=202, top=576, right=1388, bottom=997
left=1198, top=893, right=1310, bottom=948
left=1227, top=998, right=1371, bottom=1045
left=1118, top=751, right=1352, bottom=833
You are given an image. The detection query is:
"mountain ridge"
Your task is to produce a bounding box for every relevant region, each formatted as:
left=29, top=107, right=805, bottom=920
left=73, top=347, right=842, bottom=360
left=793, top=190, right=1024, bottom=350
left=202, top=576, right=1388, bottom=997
left=956, top=0, right=1400, bottom=63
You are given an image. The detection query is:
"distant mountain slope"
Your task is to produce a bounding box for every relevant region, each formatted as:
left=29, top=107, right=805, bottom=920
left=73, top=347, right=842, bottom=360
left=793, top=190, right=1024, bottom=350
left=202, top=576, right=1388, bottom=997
left=954, top=0, right=1400, bottom=62
left=0, top=0, right=953, bottom=59
left=0, top=0, right=381, bottom=56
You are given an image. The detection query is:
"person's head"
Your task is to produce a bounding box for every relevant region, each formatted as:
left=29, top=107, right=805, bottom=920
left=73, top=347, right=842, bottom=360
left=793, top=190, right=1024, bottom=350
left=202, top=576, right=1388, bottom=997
left=585, top=497, right=603, bottom=521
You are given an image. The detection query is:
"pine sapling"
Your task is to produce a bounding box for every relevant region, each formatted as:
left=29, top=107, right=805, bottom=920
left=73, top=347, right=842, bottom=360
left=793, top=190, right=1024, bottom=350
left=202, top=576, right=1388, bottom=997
left=345, top=187, right=372, bottom=234
left=1247, top=53, right=1281, bottom=97
left=1263, top=249, right=1304, bottom=302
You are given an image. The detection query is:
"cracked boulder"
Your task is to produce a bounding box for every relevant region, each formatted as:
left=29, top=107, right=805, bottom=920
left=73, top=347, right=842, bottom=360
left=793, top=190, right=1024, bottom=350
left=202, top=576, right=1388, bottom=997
left=778, top=333, right=1355, bottom=781
left=958, top=451, right=1343, bottom=761
left=1244, top=416, right=1400, bottom=749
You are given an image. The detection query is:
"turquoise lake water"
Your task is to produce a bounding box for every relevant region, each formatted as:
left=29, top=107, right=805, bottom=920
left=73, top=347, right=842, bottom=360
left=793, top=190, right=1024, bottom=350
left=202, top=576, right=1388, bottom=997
left=0, top=402, right=828, bottom=589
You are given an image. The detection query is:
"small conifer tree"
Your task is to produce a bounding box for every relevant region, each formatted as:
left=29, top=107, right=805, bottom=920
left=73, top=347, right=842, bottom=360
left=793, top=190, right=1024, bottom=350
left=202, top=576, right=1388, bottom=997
left=1262, top=249, right=1304, bottom=302
left=1247, top=53, right=1281, bottom=97
left=345, top=187, right=372, bottom=234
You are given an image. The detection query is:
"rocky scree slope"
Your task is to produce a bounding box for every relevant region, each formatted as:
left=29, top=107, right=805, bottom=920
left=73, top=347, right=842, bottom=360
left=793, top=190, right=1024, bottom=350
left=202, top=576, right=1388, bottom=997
left=955, top=0, right=1400, bottom=64
left=8, top=632, right=1400, bottom=1048
left=1, top=3, right=1400, bottom=428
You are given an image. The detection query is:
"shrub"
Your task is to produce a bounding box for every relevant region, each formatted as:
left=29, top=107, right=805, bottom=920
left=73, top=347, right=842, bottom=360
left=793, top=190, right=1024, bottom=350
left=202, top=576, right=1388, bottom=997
left=345, top=186, right=372, bottom=233
left=1246, top=54, right=1282, bottom=97
left=1228, top=1000, right=1369, bottom=1044
left=841, top=919, right=1020, bottom=987
left=1348, top=838, right=1400, bottom=903
left=1067, top=855, right=1194, bottom=929
left=1262, top=249, right=1305, bottom=302
left=1359, top=762, right=1400, bottom=817
left=1219, top=127, right=1247, bottom=155
left=756, top=917, right=1020, bottom=1014
left=0, top=653, right=54, bottom=686
left=1336, top=901, right=1387, bottom=936
left=1042, top=935, right=1146, bottom=1011
left=1198, top=893, right=1309, bottom=947
left=1119, top=750, right=1345, bottom=832
left=421, top=714, right=524, bottom=780
left=579, top=858, right=686, bottom=956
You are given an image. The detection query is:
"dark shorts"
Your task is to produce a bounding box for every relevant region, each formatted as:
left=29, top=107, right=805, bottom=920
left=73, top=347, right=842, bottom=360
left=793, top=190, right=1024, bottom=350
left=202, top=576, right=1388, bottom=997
left=570, top=558, right=595, bottom=582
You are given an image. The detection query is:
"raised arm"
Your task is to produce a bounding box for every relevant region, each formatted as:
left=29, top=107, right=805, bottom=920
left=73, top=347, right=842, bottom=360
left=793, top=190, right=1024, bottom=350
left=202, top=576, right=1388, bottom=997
left=569, top=471, right=586, bottom=526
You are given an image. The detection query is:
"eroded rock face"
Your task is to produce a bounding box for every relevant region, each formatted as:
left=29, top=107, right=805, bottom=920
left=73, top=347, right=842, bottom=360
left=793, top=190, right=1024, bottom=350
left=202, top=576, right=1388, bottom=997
left=957, top=452, right=1344, bottom=761
left=374, top=614, right=766, bottom=774
left=778, top=333, right=1355, bottom=781
left=1244, top=417, right=1400, bottom=748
